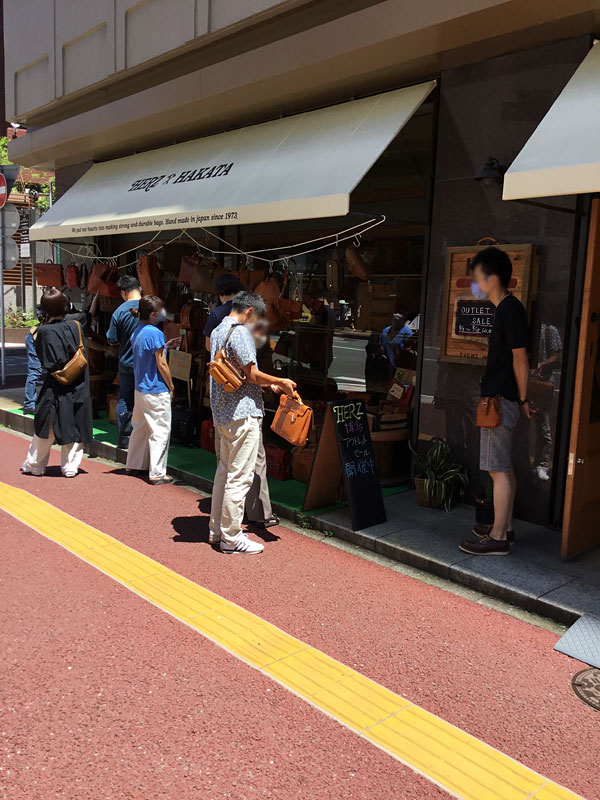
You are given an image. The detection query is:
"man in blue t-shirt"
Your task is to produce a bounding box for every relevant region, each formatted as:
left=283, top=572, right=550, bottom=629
left=106, top=275, right=141, bottom=448
left=203, top=273, right=244, bottom=351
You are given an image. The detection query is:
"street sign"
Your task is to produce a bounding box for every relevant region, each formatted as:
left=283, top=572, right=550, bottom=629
left=0, top=175, right=7, bottom=210
left=2, top=204, right=20, bottom=232
left=2, top=239, right=19, bottom=268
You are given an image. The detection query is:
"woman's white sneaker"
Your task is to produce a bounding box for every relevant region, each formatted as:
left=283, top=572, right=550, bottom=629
left=220, top=537, right=264, bottom=555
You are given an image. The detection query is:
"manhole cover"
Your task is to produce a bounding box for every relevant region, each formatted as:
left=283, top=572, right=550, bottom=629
left=571, top=668, right=600, bottom=711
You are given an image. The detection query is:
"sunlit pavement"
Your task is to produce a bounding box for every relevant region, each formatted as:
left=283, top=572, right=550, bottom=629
left=0, top=428, right=597, bottom=800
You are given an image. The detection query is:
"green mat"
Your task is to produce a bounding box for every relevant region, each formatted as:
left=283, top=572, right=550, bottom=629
left=8, top=407, right=407, bottom=515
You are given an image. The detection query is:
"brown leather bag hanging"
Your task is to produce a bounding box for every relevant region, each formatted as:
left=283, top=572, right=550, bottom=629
left=345, top=245, right=370, bottom=280
left=190, top=257, right=226, bottom=294
left=180, top=300, right=204, bottom=330
left=271, top=392, right=313, bottom=447
left=51, top=320, right=88, bottom=387
left=87, top=263, right=106, bottom=294
left=34, top=261, right=64, bottom=287
left=239, top=264, right=266, bottom=290
left=137, top=253, right=164, bottom=298
left=99, top=265, right=121, bottom=298
left=208, top=323, right=247, bottom=393
left=178, top=255, right=199, bottom=285
left=476, top=396, right=502, bottom=428
left=325, top=249, right=342, bottom=293
left=278, top=264, right=303, bottom=324
left=65, top=263, right=80, bottom=289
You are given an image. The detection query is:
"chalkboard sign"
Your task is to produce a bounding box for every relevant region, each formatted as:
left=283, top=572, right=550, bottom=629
left=454, top=300, right=495, bottom=337
left=303, top=399, right=387, bottom=531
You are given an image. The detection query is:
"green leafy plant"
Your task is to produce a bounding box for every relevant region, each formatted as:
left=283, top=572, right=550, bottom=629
left=4, top=306, right=38, bottom=328
left=410, top=437, right=468, bottom=512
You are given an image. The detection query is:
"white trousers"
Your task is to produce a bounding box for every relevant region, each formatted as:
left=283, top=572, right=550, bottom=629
left=209, top=417, right=261, bottom=546
left=22, top=423, right=84, bottom=477
left=126, top=390, right=171, bottom=480
left=214, top=425, right=272, bottom=522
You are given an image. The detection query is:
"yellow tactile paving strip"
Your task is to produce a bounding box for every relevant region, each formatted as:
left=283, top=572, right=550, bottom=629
left=0, top=481, right=585, bottom=800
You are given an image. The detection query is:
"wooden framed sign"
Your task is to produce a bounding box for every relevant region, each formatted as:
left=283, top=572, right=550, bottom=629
left=440, top=243, right=536, bottom=364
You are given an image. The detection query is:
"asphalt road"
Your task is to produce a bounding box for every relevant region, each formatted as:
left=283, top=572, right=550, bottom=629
left=0, top=428, right=597, bottom=800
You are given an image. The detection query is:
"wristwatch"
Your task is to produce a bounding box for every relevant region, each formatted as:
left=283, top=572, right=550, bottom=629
left=518, top=397, right=530, bottom=406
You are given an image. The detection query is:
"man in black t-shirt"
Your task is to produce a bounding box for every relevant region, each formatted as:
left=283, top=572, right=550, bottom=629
left=203, top=273, right=244, bottom=352
left=459, top=248, right=532, bottom=556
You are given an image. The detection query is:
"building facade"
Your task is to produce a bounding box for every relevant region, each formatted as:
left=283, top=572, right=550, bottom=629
left=5, top=0, right=600, bottom=555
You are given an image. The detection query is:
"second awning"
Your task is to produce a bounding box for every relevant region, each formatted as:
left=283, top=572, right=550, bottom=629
left=30, top=81, right=436, bottom=241
left=503, top=41, right=600, bottom=200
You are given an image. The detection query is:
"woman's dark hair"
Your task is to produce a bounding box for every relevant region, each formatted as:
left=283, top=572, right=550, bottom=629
left=130, top=295, right=164, bottom=320
left=40, top=288, right=70, bottom=318
left=471, top=247, right=513, bottom=288
left=215, top=273, right=244, bottom=297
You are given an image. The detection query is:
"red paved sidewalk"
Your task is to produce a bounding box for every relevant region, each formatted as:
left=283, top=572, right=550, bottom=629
left=1, top=430, right=598, bottom=799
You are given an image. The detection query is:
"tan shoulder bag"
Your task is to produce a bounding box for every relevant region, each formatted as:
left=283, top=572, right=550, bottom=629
left=208, top=324, right=247, bottom=393
left=51, top=320, right=88, bottom=387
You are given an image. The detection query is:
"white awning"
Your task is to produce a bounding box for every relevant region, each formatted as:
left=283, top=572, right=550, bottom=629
left=30, top=82, right=436, bottom=241
left=503, top=41, right=600, bottom=200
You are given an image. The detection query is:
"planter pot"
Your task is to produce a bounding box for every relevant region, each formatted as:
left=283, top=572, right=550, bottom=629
left=4, top=328, right=29, bottom=344
left=415, top=477, right=443, bottom=509
left=475, top=497, right=494, bottom=525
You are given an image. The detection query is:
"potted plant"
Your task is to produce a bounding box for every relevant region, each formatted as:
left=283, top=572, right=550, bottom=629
left=410, top=437, right=468, bottom=511
left=3, top=307, right=38, bottom=344
left=475, top=476, right=494, bottom=525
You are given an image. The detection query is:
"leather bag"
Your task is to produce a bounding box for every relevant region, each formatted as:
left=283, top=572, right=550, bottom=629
left=99, top=265, right=121, bottom=298
left=34, top=262, right=64, bottom=287
left=88, top=263, right=109, bottom=294
left=476, top=396, right=502, bottom=428
left=239, top=265, right=266, bottom=290
left=65, top=263, right=80, bottom=289
left=137, top=253, right=164, bottom=298
left=208, top=323, right=247, bottom=393
left=271, top=392, right=313, bottom=447
left=325, top=251, right=342, bottom=293
left=51, top=320, right=88, bottom=387
left=291, top=445, right=315, bottom=483
left=190, top=258, right=226, bottom=294
left=180, top=300, right=204, bottom=330
left=265, top=443, right=292, bottom=481
left=178, top=255, right=198, bottom=285
left=345, top=245, right=370, bottom=280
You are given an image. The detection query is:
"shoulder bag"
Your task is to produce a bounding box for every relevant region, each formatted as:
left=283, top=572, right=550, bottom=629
left=476, top=396, right=502, bottom=428
left=208, top=324, right=247, bottom=393
left=271, top=392, right=313, bottom=447
left=51, top=320, right=88, bottom=387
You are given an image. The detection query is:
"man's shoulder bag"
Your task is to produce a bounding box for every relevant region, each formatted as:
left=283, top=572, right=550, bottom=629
left=51, top=320, right=88, bottom=387
left=476, top=395, right=501, bottom=428
left=208, top=324, right=247, bottom=393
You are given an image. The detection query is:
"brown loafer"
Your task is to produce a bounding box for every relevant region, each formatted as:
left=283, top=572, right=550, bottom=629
left=459, top=536, right=510, bottom=556
left=472, top=523, right=515, bottom=543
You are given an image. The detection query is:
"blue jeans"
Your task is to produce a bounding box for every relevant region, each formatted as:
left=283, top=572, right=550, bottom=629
left=117, top=369, right=135, bottom=445
left=24, top=332, right=44, bottom=410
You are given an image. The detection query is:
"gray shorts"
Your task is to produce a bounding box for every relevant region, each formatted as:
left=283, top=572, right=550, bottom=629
left=479, top=397, right=520, bottom=473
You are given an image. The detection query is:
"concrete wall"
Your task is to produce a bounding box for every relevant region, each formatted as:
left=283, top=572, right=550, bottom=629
left=419, top=36, right=590, bottom=527
left=3, top=0, right=298, bottom=118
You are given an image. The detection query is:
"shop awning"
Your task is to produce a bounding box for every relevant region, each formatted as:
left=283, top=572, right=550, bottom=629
left=503, top=41, right=600, bottom=200
left=30, top=81, right=436, bottom=241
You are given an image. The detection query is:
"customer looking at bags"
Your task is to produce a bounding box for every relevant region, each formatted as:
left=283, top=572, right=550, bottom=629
left=21, top=288, right=93, bottom=478
left=203, top=272, right=244, bottom=351
left=126, top=296, right=175, bottom=486
left=106, top=275, right=142, bottom=449
left=208, top=290, right=296, bottom=555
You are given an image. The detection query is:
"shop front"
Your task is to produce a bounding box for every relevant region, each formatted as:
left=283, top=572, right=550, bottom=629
left=27, top=32, right=600, bottom=558
left=29, top=81, right=437, bottom=523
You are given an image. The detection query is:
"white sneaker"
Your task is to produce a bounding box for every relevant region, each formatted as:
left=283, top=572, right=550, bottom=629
left=220, top=536, right=264, bottom=555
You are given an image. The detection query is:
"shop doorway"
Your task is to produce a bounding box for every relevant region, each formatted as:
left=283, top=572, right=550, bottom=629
left=562, top=197, right=600, bottom=557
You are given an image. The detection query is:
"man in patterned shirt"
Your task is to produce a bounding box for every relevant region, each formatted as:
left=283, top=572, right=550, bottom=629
left=209, top=291, right=296, bottom=554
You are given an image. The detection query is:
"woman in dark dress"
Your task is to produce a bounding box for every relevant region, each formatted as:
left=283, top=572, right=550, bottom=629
left=21, top=288, right=93, bottom=478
